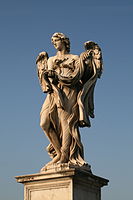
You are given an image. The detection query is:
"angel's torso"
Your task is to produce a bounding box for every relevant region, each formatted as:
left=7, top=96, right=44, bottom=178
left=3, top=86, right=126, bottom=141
left=48, top=54, right=79, bottom=77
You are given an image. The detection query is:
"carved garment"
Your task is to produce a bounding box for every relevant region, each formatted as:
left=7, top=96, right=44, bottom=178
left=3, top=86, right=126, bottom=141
left=40, top=56, right=85, bottom=166
left=40, top=54, right=99, bottom=166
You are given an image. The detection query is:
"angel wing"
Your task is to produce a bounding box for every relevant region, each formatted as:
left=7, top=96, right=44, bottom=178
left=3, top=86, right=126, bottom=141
left=36, top=51, right=52, bottom=93
left=78, top=41, right=103, bottom=127
left=84, top=41, right=103, bottom=78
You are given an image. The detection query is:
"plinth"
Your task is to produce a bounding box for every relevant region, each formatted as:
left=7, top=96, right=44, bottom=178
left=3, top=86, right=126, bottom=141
left=15, top=164, right=109, bottom=200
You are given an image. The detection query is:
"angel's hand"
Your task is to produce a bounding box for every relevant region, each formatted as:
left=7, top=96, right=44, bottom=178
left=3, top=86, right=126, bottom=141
left=48, top=70, right=55, bottom=78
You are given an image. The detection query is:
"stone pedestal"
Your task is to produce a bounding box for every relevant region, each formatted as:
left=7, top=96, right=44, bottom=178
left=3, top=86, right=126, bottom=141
left=15, top=164, right=109, bottom=200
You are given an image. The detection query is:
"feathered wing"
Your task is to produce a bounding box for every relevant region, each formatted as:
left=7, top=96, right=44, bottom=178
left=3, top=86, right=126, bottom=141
left=36, top=51, right=49, bottom=92
left=78, top=41, right=103, bottom=127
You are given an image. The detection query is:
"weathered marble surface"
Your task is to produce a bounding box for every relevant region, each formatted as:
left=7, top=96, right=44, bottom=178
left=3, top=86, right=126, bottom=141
left=36, top=33, right=103, bottom=171
left=16, top=164, right=108, bottom=200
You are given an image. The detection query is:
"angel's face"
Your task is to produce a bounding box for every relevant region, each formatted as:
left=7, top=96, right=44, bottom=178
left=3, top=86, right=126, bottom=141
left=52, top=37, right=65, bottom=51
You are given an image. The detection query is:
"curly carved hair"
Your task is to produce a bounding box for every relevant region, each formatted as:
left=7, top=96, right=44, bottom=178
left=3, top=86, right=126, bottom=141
left=51, top=32, right=70, bottom=53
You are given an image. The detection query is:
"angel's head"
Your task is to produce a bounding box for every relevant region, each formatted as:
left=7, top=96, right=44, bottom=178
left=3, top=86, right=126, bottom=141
left=51, top=32, right=70, bottom=53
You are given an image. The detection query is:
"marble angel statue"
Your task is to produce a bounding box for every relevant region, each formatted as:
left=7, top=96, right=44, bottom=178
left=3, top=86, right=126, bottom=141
left=36, top=32, right=103, bottom=171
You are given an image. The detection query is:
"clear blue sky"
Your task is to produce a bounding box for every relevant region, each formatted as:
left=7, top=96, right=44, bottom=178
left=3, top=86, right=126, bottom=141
left=0, top=0, right=133, bottom=199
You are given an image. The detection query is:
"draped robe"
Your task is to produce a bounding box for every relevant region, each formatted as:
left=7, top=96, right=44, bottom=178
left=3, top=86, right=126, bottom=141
left=39, top=53, right=99, bottom=166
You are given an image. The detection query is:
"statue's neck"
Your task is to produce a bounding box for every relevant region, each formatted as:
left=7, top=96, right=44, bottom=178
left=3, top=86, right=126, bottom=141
left=56, top=50, right=68, bottom=58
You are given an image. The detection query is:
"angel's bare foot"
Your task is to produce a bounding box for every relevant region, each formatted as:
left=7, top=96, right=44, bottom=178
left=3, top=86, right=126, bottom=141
left=40, top=154, right=61, bottom=172
left=51, top=153, right=61, bottom=164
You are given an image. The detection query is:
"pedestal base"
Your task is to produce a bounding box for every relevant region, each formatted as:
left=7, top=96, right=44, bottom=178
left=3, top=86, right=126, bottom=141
left=15, top=164, right=109, bottom=200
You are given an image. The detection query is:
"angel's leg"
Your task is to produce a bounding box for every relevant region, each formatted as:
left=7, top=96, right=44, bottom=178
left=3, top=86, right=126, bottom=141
left=58, top=108, right=71, bottom=163
left=40, top=101, right=61, bottom=167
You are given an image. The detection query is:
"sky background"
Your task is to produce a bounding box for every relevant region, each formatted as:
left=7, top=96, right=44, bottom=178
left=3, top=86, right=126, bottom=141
left=0, top=0, right=133, bottom=199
